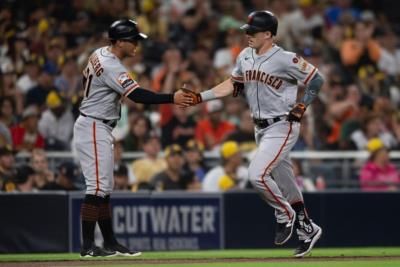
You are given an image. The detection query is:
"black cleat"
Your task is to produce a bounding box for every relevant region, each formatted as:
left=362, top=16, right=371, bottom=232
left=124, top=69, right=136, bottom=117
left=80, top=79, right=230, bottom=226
left=294, top=226, right=322, bottom=258
left=104, top=242, right=142, bottom=257
left=80, top=245, right=116, bottom=258
left=274, top=214, right=296, bottom=245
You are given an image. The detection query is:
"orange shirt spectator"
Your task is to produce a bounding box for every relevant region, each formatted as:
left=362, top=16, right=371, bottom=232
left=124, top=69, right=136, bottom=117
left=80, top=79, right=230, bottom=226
left=195, top=100, right=235, bottom=149
left=340, top=21, right=381, bottom=66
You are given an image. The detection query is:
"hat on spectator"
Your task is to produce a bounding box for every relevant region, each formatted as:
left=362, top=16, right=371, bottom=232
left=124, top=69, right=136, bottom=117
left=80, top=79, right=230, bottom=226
left=46, top=91, right=62, bottom=109
left=360, top=10, right=375, bottom=22
left=186, top=139, right=204, bottom=152
left=22, top=105, right=39, bottom=119
left=58, top=161, right=80, bottom=181
left=164, top=144, right=183, bottom=157
left=14, top=165, right=35, bottom=184
left=366, top=138, right=385, bottom=153
left=206, top=99, right=224, bottom=113
left=298, top=0, right=313, bottom=7
left=0, top=145, right=14, bottom=157
left=220, top=141, right=240, bottom=159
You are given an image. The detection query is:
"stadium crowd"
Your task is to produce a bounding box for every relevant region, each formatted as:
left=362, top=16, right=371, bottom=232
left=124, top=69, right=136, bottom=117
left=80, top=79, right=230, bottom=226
left=0, top=0, right=400, bottom=192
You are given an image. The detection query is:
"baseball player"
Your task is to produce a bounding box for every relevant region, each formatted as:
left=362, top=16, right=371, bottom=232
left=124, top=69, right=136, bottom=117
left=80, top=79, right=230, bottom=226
left=74, top=19, right=192, bottom=257
left=184, top=11, right=324, bottom=257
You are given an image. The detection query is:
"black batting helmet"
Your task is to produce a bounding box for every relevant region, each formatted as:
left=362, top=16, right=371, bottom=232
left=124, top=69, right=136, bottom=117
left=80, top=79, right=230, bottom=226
left=108, top=19, right=148, bottom=41
left=240, top=11, right=278, bottom=36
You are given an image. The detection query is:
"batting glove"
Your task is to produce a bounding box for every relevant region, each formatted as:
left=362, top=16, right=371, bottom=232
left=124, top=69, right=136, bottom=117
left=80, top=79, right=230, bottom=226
left=287, top=103, right=306, bottom=122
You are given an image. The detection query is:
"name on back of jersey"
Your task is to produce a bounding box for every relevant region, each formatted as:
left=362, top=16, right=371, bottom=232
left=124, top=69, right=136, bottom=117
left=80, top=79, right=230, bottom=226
left=244, top=70, right=283, bottom=90
left=89, top=53, right=104, bottom=76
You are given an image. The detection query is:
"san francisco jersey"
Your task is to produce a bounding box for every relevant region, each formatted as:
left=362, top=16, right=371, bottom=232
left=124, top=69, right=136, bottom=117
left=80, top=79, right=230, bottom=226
left=79, top=46, right=139, bottom=120
left=231, top=45, right=317, bottom=119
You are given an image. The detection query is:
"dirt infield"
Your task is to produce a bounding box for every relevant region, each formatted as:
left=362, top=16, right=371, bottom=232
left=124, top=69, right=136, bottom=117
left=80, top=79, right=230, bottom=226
left=2, top=256, right=400, bottom=267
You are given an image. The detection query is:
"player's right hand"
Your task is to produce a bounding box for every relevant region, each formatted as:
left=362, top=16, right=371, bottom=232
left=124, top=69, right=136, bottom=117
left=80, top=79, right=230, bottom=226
left=175, top=84, right=202, bottom=107
left=287, top=103, right=306, bottom=122
left=173, top=87, right=201, bottom=108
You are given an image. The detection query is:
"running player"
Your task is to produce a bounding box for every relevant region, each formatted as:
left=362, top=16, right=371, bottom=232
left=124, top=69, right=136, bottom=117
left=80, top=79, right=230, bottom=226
left=184, top=11, right=324, bottom=257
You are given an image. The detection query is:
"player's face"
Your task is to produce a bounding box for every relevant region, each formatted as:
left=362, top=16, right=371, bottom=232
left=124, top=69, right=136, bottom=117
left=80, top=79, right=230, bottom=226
left=121, top=40, right=138, bottom=57
left=245, top=31, right=270, bottom=49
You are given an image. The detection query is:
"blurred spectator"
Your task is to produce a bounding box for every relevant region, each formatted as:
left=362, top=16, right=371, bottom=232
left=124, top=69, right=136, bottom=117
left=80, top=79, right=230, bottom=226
left=130, top=135, right=166, bottom=190
left=16, top=57, right=40, bottom=94
left=195, top=99, right=235, bottom=150
left=325, top=0, right=360, bottom=27
left=169, top=7, right=203, bottom=53
left=38, top=91, right=74, bottom=150
left=4, top=164, right=36, bottom=192
left=213, top=29, right=243, bottom=76
left=0, top=65, right=24, bottom=115
left=225, top=109, right=256, bottom=152
left=183, top=139, right=208, bottom=183
left=340, top=20, right=381, bottom=77
left=151, top=144, right=198, bottom=191
left=325, top=83, right=362, bottom=149
left=10, top=105, right=44, bottom=152
left=29, top=148, right=55, bottom=189
left=0, top=146, right=16, bottom=191
left=113, top=140, right=134, bottom=186
left=293, top=114, right=315, bottom=150
left=123, top=113, right=152, bottom=151
left=350, top=113, right=397, bottom=150
left=292, top=159, right=317, bottom=192
left=42, top=161, right=79, bottom=191
left=0, top=96, right=17, bottom=128
left=42, top=38, right=64, bottom=75
left=224, top=97, right=247, bottom=126
left=202, top=141, right=248, bottom=192
left=0, top=97, right=14, bottom=147
left=54, top=55, right=80, bottom=101
left=283, top=0, right=324, bottom=48
left=113, top=164, right=130, bottom=191
left=359, top=138, right=400, bottom=191
left=25, top=69, right=54, bottom=111
left=162, top=104, right=196, bottom=148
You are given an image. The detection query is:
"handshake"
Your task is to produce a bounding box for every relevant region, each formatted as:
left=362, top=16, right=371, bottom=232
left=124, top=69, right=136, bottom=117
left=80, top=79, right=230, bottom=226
left=173, top=81, right=245, bottom=108
left=173, top=84, right=203, bottom=108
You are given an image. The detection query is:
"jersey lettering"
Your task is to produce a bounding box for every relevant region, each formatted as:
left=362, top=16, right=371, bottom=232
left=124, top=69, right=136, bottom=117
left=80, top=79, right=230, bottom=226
left=89, top=53, right=104, bottom=77
left=245, top=70, right=283, bottom=90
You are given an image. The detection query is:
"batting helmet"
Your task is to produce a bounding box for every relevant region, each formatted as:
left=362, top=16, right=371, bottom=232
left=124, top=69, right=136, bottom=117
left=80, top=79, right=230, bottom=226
left=108, top=19, right=148, bottom=41
left=240, top=11, right=278, bottom=36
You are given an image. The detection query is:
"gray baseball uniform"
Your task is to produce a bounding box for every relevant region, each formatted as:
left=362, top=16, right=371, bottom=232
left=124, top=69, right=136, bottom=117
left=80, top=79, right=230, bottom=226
left=231, top=44, right=317, bottom=223
left=74, top=46, right=139, bottom=197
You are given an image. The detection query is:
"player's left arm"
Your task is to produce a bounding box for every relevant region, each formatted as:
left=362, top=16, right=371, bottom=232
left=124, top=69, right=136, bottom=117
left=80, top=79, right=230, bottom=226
left=284, top=53, right=324, bottom=122
left=301, top=72, right=324, bottom=106
left=287, top=72, right=324, bottom=122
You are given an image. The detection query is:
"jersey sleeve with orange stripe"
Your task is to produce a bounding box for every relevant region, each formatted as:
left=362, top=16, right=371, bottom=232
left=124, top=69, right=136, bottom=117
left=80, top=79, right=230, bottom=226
left=281, top=51, right=317, bottom=85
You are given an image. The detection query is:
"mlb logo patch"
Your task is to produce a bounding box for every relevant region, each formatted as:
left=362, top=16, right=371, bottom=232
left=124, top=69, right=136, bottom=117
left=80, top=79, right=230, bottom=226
left=118, top=72, right=135, bottom=89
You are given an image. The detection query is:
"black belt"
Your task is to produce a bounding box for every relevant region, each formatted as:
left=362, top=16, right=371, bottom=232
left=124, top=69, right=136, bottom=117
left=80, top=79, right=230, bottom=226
left=80, top=112, right=117, bottom=128
left=253, top=116, right=286, bottom=129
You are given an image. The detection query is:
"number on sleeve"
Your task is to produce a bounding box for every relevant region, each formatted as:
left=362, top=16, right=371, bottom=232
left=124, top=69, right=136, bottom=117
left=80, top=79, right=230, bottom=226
left=82, top=67, right=93, bottom=98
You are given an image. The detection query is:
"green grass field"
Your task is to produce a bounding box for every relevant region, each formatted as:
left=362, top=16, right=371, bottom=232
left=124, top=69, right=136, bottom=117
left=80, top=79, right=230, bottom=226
left=1, top=247, right=400, bottom=267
